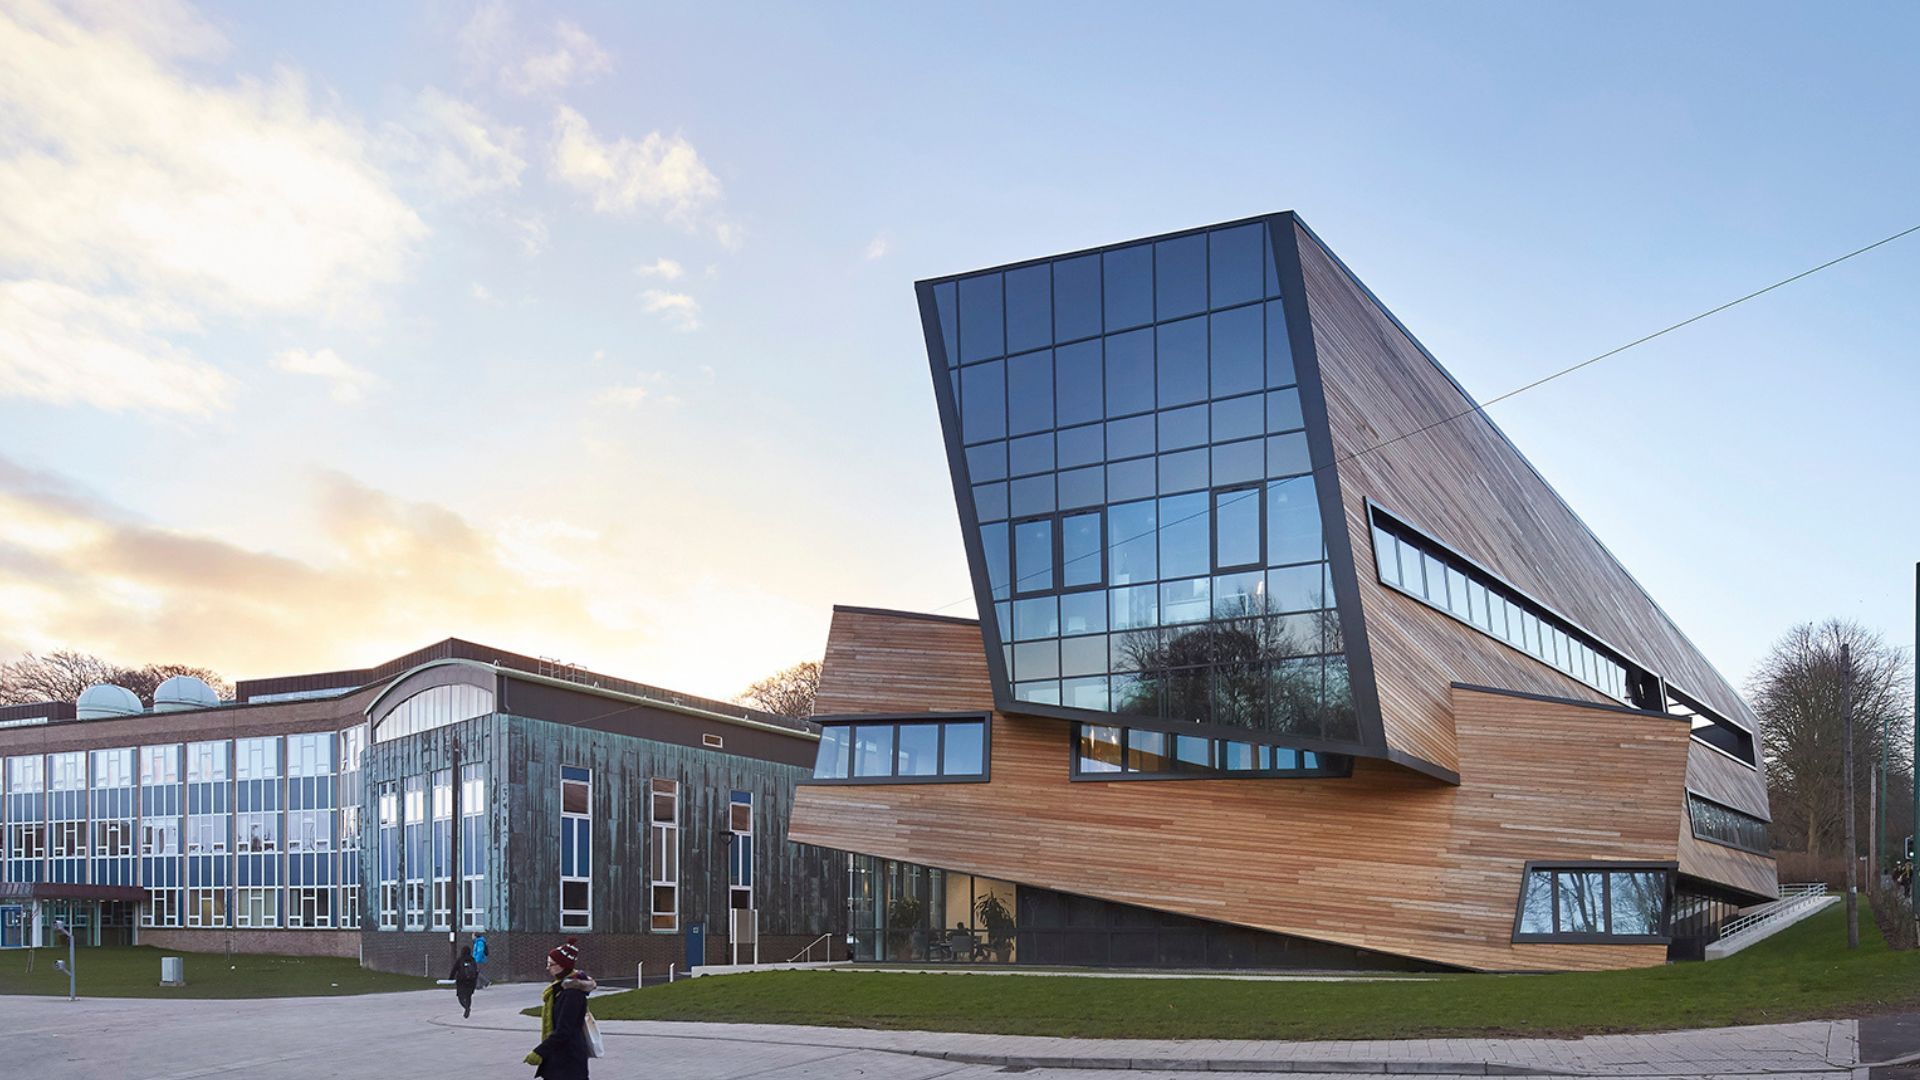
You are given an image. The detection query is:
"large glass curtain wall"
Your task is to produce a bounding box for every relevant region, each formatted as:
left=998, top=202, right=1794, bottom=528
left=0, top=729, right=375, bottom=934
left=930, top=221, right=1355, bottom=740
left=850, top=853, right=1020, bottom=964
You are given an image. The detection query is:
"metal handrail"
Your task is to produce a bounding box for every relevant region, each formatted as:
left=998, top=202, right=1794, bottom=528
left=787, top=932, right=833, bottom=963
left=1718, top=884, right=1831, bottom=940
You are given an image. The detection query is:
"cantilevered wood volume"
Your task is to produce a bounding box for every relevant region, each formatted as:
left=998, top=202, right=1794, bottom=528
left=790, top=214, right=1775, bottom=972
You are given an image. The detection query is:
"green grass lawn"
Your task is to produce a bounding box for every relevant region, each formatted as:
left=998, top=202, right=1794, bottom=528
left=583, top=906, right=1918, bottom=1039
left=0, top=945, right=435, bottom=999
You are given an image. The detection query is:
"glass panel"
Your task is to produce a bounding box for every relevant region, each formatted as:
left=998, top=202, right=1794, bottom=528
left=1009, top=474, right=1054, bottom=517
left=1054, top=340, right=1102, bottom=427
left=1265, top=300, right=1296, bottom=387
left=1108, top=500, right=1156, bottom=584
left=1209, top=224, right=1265, bottom=309
left=1106, top=415, right=1155, bottom=459
left=1154, top=233, right=1206, bottom=320
left=1158, top=448, right=1208, bottom=494
left=1106, top=457, right=1156, bottom=502
left=1222, top=741, right=1255, bottom=771
left=942, top=722, right=985, bottom=776
left=1160, top=578, right=1210, bottom=624
left=1125, top=729, right=1169, bottom=772
left=1059, top=465, right=1103, bottom=510
left=1060, top=634, right=1108, bottom=678
left=1054, top=254, right=1101, bottom=341
left=1008, top=432, right=1053, bottom=476
left=1057, top=422, right=1103, bottom=467
left=1211, top=393, right=1264, bottom=442
left=1006, top=349, right=1053, bottom=436
left=1157, top=404, right=1208, bottom=450
left=965, top=441, right=1007, bottom=483
left=853, top=725, right=895, bottom=778
left=1174, top=735, right=1211, bottom=770
left=812, top=728, right=851, bottom=779
left=1266, top=431, right=1311, bottom=478
left=1060, top=590, right=1106, bottom=635
left=960, top=360, right=1005, bottom=442
left=897, top=724, right=940, bottom=777
left=933, top=281, right=958, bottom=364
left=1216, top=488, right=1261, bottom=569
left=1155, top=316, right=1207, bottom=408
left=1267, top=563, right=1325, bottom=612
left=1013, top=640, right=1059, bottom=680
left=1102, top=244, right=1153, bottom=331
left=1267, top=477, right=1321, bottom=565
left=1109, top=584, right=1158, bottom=631
left=980, top=523, right=1009, bottom=600
left=1212, top=438, right=1264, bottom=486
left=1555, top=871, right=1606, bottom=934
left=1267, top=387, right=1304, bottom=432
left=1005, top=263, right=1051, bottom=353
left=972, top=482, right=1007, bottom=522
left=1158, top=492, right=1209, bottom=578
left=1609, top=872, right=1665, bottom=935
left=1077, top=725, right=1123, bottom=773
left=1210, top=304, right=1263, bottom=399
left=1062, top=511, right=1102, bottom=588
left=1014, top=680, right=1060, bottom=705
left=1103, top=328, right=1154, bottom=417
left=1518, top=871, right=1554, bottom=934
left=1062, top=676, right=1109, bottom=711
left=958, top=272, right=1004, bottom=362
left=1011, top=596, right=1059, bottom=640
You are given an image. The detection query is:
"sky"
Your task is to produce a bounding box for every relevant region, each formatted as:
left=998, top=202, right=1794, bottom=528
left=0, top=0, right=1915, bottom=703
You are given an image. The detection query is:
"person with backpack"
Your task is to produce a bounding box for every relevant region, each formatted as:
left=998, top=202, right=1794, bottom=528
left=524, top=937, right=597, bottom=1079
left=448, top=944, right=480, bottom=1018
left=470, top=932, right=489, bottom=988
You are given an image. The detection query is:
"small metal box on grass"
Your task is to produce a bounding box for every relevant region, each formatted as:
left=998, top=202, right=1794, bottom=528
left=160, top=956, right=185, bottom=986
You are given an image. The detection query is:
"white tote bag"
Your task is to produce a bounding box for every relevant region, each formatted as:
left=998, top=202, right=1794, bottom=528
left=583, top=1009, right=605, bottom=1059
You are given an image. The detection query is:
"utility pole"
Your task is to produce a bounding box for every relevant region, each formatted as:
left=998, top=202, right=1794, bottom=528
left=1843, top=642, right=1859, bottom=950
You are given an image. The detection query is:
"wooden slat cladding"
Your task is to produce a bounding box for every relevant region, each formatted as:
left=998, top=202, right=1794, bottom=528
left=814, top=607, right=994, bottom=716
left=1293, top=222, right=1769, bottom=820
left=1687, top=742, right=1771, bottom=822
left=1677, top=823, right=1779, bottom=901
left=792, top=626, right=1690, bottom=971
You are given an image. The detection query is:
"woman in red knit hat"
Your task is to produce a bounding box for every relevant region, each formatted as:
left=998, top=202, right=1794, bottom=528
left=524, top=937, right=596, bottom=1079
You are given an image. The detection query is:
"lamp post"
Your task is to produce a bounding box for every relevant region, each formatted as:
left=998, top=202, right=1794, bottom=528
left=51, top=918, right=74, bottom=1001
left=1843, top=643, right=1859, bottom=950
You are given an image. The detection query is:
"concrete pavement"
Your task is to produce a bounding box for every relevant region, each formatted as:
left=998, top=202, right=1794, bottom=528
left=0, top=981, right=1886, bottom=1079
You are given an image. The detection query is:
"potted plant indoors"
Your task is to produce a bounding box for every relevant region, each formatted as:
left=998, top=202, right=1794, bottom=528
left=886, top=895, right=924, bottom=961
left=974, top=893, right=1015, bottom=963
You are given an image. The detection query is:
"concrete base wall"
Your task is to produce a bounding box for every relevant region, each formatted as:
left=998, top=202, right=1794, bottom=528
left=359, top=929, right=846, bottom=982
left=137, top=928, right=359, bottom=959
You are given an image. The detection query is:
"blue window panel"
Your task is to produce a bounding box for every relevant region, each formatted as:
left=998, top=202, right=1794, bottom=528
left=1057, top=423, right=1103, bottom=468
left=1209, top=224, right=1265, bottom=309
left=966, top=440, right=1007, bottom=483
left=1267, top=387, right=1304, bottom=432
left=1060, top=590, right=1107, bottom=635
left=1062, top=676, right=1110, bottom=711
left=1009, top=474, right=1055, bottom=518
left=932, top=281, right=958, bottom=366
left=979, top=523, right=1010, bottom=600
left=1155, top=316, right=1207, bottom=408
left=1008, top=433, right=1053, bottom=477
left=1215, top=488, right=1262, bottom=569
left=1267, top=562, right=1327, bottom=612
left=942, top=721, right=986, bottom=776
left=1106, top=414, right=1155, bottom=460
left=1054, top=339, right=1103, bottom=427
left=1211, top=393, right=1264, bottom=443
left=1213, top=569, right=1265, bottom=618
left=1005, top=263, right=1052, bottom=354
left=1160, top=577, right=1210, bottom=625
left=1154, top=234, right=1207, bottom=321
left=1012, top=596, right=1059, bottom=640
left=1014, top=518, right=1054, bottom=594
left=1014, top=681, right=1062, bottom=705
left=1157, top=492, right=1209, bottom=579
left=814, top=727, right=851, bottom=779
left=1006, top=349, right=1054, bottom=435
left=897, top=723, right=942, bottom=776
left=1267, top=431, right=1311, bottom=478
left=1107, top=499, right=1156, bottom=584
left=1062, top=510, right=1102, bottom=588
left=1212, top=438, right=1265, bottom=486
left=1106, top=457, right=1156, bottom=503
left=1210, top=304, right=1263, bottom=399
left=1102, top=244, right=1153, bottom=331
left=972, top=482, right=1007, bottom=522
left=1157, top=448, right=1208, bottom=494
left=1266, top=301, right=1296, bottom=387
left=1158, top=404, right=1207, bottom=450
left=1103, top=328, right=1154, bottom=417
left=960, top=360, right=1005, bottom=443
left=1058, top=465, right=1104, bottom=510
left=1053, top=254, right=1102, bottom=341
left=1267, top=478, right=1323, bottom=566
left=1175, top=735, right=1211, bottom=769
left=958, top=272, right=1004, bottom=362
left=1109, top=584, right=1159, bottom=631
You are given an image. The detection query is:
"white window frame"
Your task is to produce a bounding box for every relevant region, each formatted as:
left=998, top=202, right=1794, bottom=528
left=560, top=767, right=591, bottom=931
left=649, top=777, right=679, bottom=932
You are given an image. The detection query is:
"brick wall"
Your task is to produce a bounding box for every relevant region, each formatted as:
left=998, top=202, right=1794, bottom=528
left=136, top=928, right=358, bottom=959
left=359, top=928, right=846, bottom=982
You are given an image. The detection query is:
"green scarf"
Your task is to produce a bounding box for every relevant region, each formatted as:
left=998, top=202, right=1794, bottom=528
left=540, top=979, right=561, bottom=1041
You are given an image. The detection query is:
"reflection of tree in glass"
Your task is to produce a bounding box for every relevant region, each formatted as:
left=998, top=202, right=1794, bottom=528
left=1608, top=871, right=1665, bottom=935
left=1112, top=595, right=1353, bottom=737
left=1556, top=871, right=1606, bottom=933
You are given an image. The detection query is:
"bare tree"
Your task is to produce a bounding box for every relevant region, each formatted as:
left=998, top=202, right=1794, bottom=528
left=739, top=661, right=821, bottom=720
left=1752, top=620, right=1914, bottom=859
left=0, top=651, right=233, bottom=707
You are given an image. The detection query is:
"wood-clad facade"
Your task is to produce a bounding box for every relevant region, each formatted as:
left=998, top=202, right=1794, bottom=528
left=792, top=213, right=1776, bottom=973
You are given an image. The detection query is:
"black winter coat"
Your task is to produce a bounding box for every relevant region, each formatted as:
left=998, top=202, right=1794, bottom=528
left=532, top=975, right=593, bottom=1080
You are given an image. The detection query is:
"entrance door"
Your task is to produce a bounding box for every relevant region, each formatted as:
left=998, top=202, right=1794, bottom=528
left=0, top=906, right=22, bottom=949
left=684, top=922, right=704, bottom=969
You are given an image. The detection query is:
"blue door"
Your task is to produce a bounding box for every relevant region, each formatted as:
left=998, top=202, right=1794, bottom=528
left=684, top=922, right=704, bottom=969
left=0, top=906, right=22, bottom=949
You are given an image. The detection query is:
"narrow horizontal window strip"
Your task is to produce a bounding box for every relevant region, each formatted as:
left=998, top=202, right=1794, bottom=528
left=808, top=718, right=990, bottom=784
left=1070, top=722, right=1348, bottom=781
left=1687, top=792, right=1771, bottom=854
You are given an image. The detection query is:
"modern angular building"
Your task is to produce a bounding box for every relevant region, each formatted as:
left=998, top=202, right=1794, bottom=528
left=789, top=213, right=1775, bottom=971
left=0, top=639, right=846, bottom=978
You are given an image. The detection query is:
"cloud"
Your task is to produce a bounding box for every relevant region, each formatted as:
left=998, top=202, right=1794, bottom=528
left=509, top=213, right=549, bottom=255
left=636, top=258, right=684, bottom=280
left=387, top=88, right=525, bottom=199
left=459, top=3, right=611, bottom=96
left=640, top=289, right=701, bottom=332
left=0, top=0, right=424, bottom=415
left=471, top=282, right=493, bottom=302
left=595, top=383, right=649, bottom=408
left=0, top=454, right=648, bottom=680
left=551, top=106, right=722, bottom=223
left=864, top=233, right=891, bottom=260
left=273, top=348, right=378, bottom=403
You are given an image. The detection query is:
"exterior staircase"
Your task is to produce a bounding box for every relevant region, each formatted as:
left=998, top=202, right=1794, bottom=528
left=1703, top=882, right=1838, bottom=959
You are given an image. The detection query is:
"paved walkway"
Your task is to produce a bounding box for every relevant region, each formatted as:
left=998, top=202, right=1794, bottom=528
left=0, top=981, right=1884, bottom=1079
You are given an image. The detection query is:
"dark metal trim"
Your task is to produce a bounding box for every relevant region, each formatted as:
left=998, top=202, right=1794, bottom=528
left=801, top=713, right=993, bottom=787
left=915, top=213, right=1282, bottom=290
left=830, top=604, right=979, bottom=628
left=1508, top=859, right=1679, bottom=945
